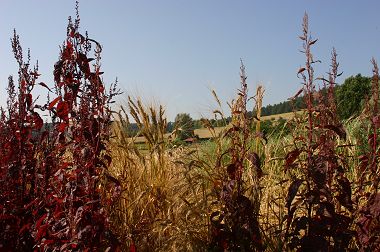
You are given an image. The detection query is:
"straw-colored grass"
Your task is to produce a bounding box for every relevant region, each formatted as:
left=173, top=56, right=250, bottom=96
left=107, top=97, right=211, bottom=251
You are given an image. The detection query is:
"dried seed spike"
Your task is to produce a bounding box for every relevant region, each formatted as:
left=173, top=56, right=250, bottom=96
left=297, top=67, right=306, bottom=76
left=289, top=88, right=304, bottom=100
left=309, top=39, right=318, bottom=45
left=211, top=89, right=221, bottom=108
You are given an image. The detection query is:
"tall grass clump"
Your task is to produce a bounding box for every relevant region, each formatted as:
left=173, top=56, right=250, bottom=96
left=108, top=98, right=210, bottom=251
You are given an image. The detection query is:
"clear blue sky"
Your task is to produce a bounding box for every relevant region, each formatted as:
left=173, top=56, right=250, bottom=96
left=1, top=0, right=380, bottom=121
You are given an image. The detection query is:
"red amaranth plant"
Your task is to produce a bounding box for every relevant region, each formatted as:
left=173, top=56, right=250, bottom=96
left=208, top=61, right=264, bottom=251
left=284, top=13, right=354, bottom=251
left=0, top=2, right=120, bottom=251
left=0, top=31, right=46, bottom=251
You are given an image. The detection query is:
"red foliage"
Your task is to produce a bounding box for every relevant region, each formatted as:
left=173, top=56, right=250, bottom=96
left=0, top=2, right=120, bottom=251
left=284, top=14, right=355, bottom=251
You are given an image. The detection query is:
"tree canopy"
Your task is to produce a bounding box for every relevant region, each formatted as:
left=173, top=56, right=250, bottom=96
left=336, top=74, right=371, bottom=120
left=174, top=113, right=194, bottom=140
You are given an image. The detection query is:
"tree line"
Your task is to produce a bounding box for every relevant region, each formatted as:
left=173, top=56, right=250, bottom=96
left=261, top=73, right=371, bottom=119
left=126, top=74, right=371, bottom=140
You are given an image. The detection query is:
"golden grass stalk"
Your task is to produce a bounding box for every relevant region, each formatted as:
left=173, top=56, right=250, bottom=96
left=107, top=98, right=210, bottom=251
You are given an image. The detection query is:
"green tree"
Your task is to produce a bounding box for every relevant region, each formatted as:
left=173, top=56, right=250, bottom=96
left=193, top=119, right=203, bottom=129
left=174, top=113, right=194, bottom=140
left=166, top=121, right=175, bottom=133
left=336, top=74, right=371, bottom=120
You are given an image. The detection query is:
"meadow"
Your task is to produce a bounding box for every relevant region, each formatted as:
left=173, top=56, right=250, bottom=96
left=0, top=7, right=379, bottom=252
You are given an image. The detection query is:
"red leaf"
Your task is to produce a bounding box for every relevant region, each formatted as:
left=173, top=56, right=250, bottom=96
left=106, top=174, right=121, bottom=188
left=62, top=40, right=73, bottom=59
left=20, top=79, right=26, bottom=91
left=286, top=179, right=303, bottom=209
left=38, top=82, right=52, bottom=92
left=54, top=209, right=63, bottom=219
left=336, top=176, right=353, bottom=211
left=309, top=39, right=318, bottom=45
left=70, top=30, right=75, bottom=38
left=26, top=93, right=33, bottom=107
left=43, top=239, right=54, bottom=245
left=33, top=112, right=43, bottom=130
left=99, top=84, right=105, bottom=92
left=77, top=52, right=91, bottom=77
left=54, top=60, right=63, bottom=84
left=130, top=242, right=136, bottom=252
left=36, top=224, right=48, bottom=241
left=227, top=163, right=238, bottom=179
left=104, top=154, right=112, bottom=166
left=247, top=152, right=263, bottom=178
left=24, top=198, right=38, bottom=210
left=0, top=214, right=17, bottom=220
left=54, top=197, right=64, bottom=204
left=35, top=213, right=48, bottom=230
left=323, top=124, right=346, bottom=140
left=57, top=101, right=69, bottom=120
left=19, top=223, right=32, bottom=234
left=297, top=67, right=306, bottom=76
left=285, top=149, right=301, bottom=168
left=64, top=93, right=73, bottom=103
left=57, top=122, right=68, bottom=132
left=66, top=39, right=73, bottom=50
left=48, top=96, right=61, bottom=110
left=289, top=88, right=304, bottom=100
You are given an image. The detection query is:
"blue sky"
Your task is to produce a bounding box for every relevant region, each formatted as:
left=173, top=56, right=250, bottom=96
left=1, top=1, right=380, bottom=121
